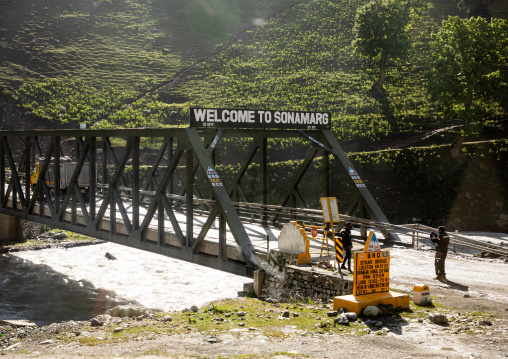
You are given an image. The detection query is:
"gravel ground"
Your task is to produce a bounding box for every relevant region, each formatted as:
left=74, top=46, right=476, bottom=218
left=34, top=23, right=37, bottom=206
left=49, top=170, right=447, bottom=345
left=1, top=238, right=508, bottom=358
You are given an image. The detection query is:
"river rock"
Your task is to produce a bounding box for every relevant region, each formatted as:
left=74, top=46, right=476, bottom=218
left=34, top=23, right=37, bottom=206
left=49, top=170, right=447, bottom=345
left=190, top=305, right=199, bottom=313
left=479, top=320, right=493, bottom=326
left=429, top=314, right=448, bottom=325
left=363, top=306, right=379, bottom=317
left=334, top=313, right=349, bottom=326
left=345, top=312, right=358, bottom=322
left=327, top=311, right=338, bottom=317
left=107, top=305, right=152, bottom=318
left=0, top=320, right=36, bottom=328
left=4, top=342, right=21, bottom=351
left=52, top=232, right=68, bottom=240
left=40, top=339, right=53, bottom=345
left=90, top=314, right=111, bottom=327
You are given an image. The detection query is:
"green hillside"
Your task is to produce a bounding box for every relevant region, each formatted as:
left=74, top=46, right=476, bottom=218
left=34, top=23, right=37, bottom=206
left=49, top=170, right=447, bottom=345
left=0, top=0, right=507, bottom=230
left=174, top=0, right=440, bottom=143
left=0, top=0, right=302, bottom=125
left=1, top=0, right=506, bottom=140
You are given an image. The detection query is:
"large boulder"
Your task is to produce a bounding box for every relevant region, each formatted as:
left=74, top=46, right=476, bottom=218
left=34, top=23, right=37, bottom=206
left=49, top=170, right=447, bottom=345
left=90, top=314, right=111, bottom=327
left=429, top=314, right=448, bottom=325
left=107, top=305, right=152, bottom=318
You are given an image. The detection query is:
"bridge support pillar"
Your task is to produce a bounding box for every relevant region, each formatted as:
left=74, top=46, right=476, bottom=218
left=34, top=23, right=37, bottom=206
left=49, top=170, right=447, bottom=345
left=360, top=225, right=368, bottom=241
left=0, top=213, right=25, bottom=243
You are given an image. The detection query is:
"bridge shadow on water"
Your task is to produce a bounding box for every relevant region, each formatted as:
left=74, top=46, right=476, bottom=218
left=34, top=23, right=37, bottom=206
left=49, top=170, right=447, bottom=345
left=0, top=254, right=137, bottom=326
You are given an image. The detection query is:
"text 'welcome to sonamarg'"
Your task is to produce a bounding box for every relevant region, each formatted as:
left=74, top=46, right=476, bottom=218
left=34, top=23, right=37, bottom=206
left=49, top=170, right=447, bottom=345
left=189, top=108, right=331, bottom=130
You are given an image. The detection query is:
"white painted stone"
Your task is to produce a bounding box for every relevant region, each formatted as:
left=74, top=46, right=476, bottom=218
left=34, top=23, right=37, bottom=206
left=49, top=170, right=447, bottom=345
left=278, top=222, right=307, bottom=253
left=363, top=306, right=379, bottom=317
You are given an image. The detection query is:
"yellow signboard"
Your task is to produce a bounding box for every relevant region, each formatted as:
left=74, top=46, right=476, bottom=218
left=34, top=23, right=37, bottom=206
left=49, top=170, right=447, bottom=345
left=353, top=251, right=390, bottom=296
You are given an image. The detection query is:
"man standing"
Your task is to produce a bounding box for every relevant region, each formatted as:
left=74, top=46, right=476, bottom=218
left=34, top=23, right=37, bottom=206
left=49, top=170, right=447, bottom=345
left=430, top=226, right=450, bottom=281
left=340, top=223, right=353, bottom=272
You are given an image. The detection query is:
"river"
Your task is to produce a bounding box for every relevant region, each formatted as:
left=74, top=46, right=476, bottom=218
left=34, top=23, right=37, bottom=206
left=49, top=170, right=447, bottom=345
left=0, top=242, right=247, bottom=326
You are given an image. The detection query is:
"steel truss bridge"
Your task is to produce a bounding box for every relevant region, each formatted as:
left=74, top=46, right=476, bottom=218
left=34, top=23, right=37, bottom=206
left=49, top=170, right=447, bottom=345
left=0, top=128, right=398, bottom=277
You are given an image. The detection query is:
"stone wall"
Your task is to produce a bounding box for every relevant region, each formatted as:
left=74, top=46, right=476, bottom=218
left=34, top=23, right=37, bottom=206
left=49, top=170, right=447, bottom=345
left=258, top=249, right=353, bottom=302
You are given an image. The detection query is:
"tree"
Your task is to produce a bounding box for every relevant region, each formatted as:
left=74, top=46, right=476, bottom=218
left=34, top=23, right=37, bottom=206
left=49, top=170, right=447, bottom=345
left=457, top=0, right=495, bottom=19
left=426, top=16, right=508, bottom=155
left=352, top=0, right=431, bottom=93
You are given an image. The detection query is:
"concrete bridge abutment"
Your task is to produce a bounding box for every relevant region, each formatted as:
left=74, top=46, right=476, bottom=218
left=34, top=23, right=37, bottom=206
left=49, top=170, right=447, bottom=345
left=0, top=213, right=25, bottom=243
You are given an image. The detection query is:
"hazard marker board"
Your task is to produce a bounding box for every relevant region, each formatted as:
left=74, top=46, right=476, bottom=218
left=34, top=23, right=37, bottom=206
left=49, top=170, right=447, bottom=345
left=363, top=231, right=381, bottom=252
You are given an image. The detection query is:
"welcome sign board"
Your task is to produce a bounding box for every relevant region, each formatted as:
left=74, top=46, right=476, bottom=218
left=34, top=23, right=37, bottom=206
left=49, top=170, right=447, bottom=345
left=189, top=108, right=331, bottom=130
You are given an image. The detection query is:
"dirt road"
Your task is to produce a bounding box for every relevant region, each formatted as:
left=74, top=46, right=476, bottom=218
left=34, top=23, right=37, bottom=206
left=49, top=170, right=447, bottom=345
left=389, top=245, right=508, bottom=301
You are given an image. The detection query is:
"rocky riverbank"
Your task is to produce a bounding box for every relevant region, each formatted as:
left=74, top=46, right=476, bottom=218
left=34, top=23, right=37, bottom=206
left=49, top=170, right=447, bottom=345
left=0, top=231, right=103, bottom=254
left=2, top=232, right=508, bottom=358
left=1, top=294, right=507, bottom=358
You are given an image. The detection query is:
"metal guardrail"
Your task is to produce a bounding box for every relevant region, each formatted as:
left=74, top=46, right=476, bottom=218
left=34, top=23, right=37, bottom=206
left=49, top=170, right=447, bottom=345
left=131, top=189, right=508, bottom=257
left=14, top=179, right=508, bottom=258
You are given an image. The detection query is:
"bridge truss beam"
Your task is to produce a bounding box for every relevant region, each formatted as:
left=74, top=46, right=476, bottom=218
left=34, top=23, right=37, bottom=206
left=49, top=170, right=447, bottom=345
left=0, top=128, right=396, bottom=277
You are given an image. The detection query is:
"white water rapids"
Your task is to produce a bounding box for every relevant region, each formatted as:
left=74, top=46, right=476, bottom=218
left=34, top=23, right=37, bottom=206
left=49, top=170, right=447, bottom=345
left=1, top=242, right=247, bottom=326
left=1, top=229, right=506, bottom=326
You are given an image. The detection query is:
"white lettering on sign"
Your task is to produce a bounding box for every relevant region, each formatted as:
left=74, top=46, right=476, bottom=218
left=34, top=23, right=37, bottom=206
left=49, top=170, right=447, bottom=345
left=190, top=108, right=331, bottom=130
left=273, top=111, right=329, bottom=125
left=349, top=167, right=366, bottom=188
left=196, top=109, right=256, bottom=123
left=194, top=108, right=207, bottom=122
left=206, top=166, right=224, bottom=187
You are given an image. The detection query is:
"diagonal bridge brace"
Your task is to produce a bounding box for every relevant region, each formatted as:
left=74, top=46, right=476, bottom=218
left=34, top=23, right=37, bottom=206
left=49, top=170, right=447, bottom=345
left=185, top=128, right=257, bottom=268
left=299, top=130, right=400, bottom=242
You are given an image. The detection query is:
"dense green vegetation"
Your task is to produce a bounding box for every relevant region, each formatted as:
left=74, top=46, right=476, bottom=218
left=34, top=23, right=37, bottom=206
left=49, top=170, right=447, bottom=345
left=176, top=0, right=442, bottom=144
left=1, top=0, right=506, bottom=140
left=350, top=140, right=508, bottom=228
left=352, top=0, right=432, bottom=93
left=427, top=16, right=508, bottom=136
left=1, top=0, right=507, bottom=229
left=0, top=0, right=301, bottom=127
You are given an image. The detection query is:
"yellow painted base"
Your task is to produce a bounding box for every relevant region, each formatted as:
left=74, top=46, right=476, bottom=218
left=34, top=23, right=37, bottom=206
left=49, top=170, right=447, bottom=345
left=297, top=252, right=311, bottom=265
left=333, top=291, right=410, bottom=315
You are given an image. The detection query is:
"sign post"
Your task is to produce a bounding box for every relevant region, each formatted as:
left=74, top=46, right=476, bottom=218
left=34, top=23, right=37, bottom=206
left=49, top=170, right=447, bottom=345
left=303, top=222, right=329, bottom=264
left=333, top=230, right=410, bottom=314
left=353, top=250, right=390, bottom=296
left=320, top=197, right=343, bottom=268
left=189, top=108, right=331, bottom=130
